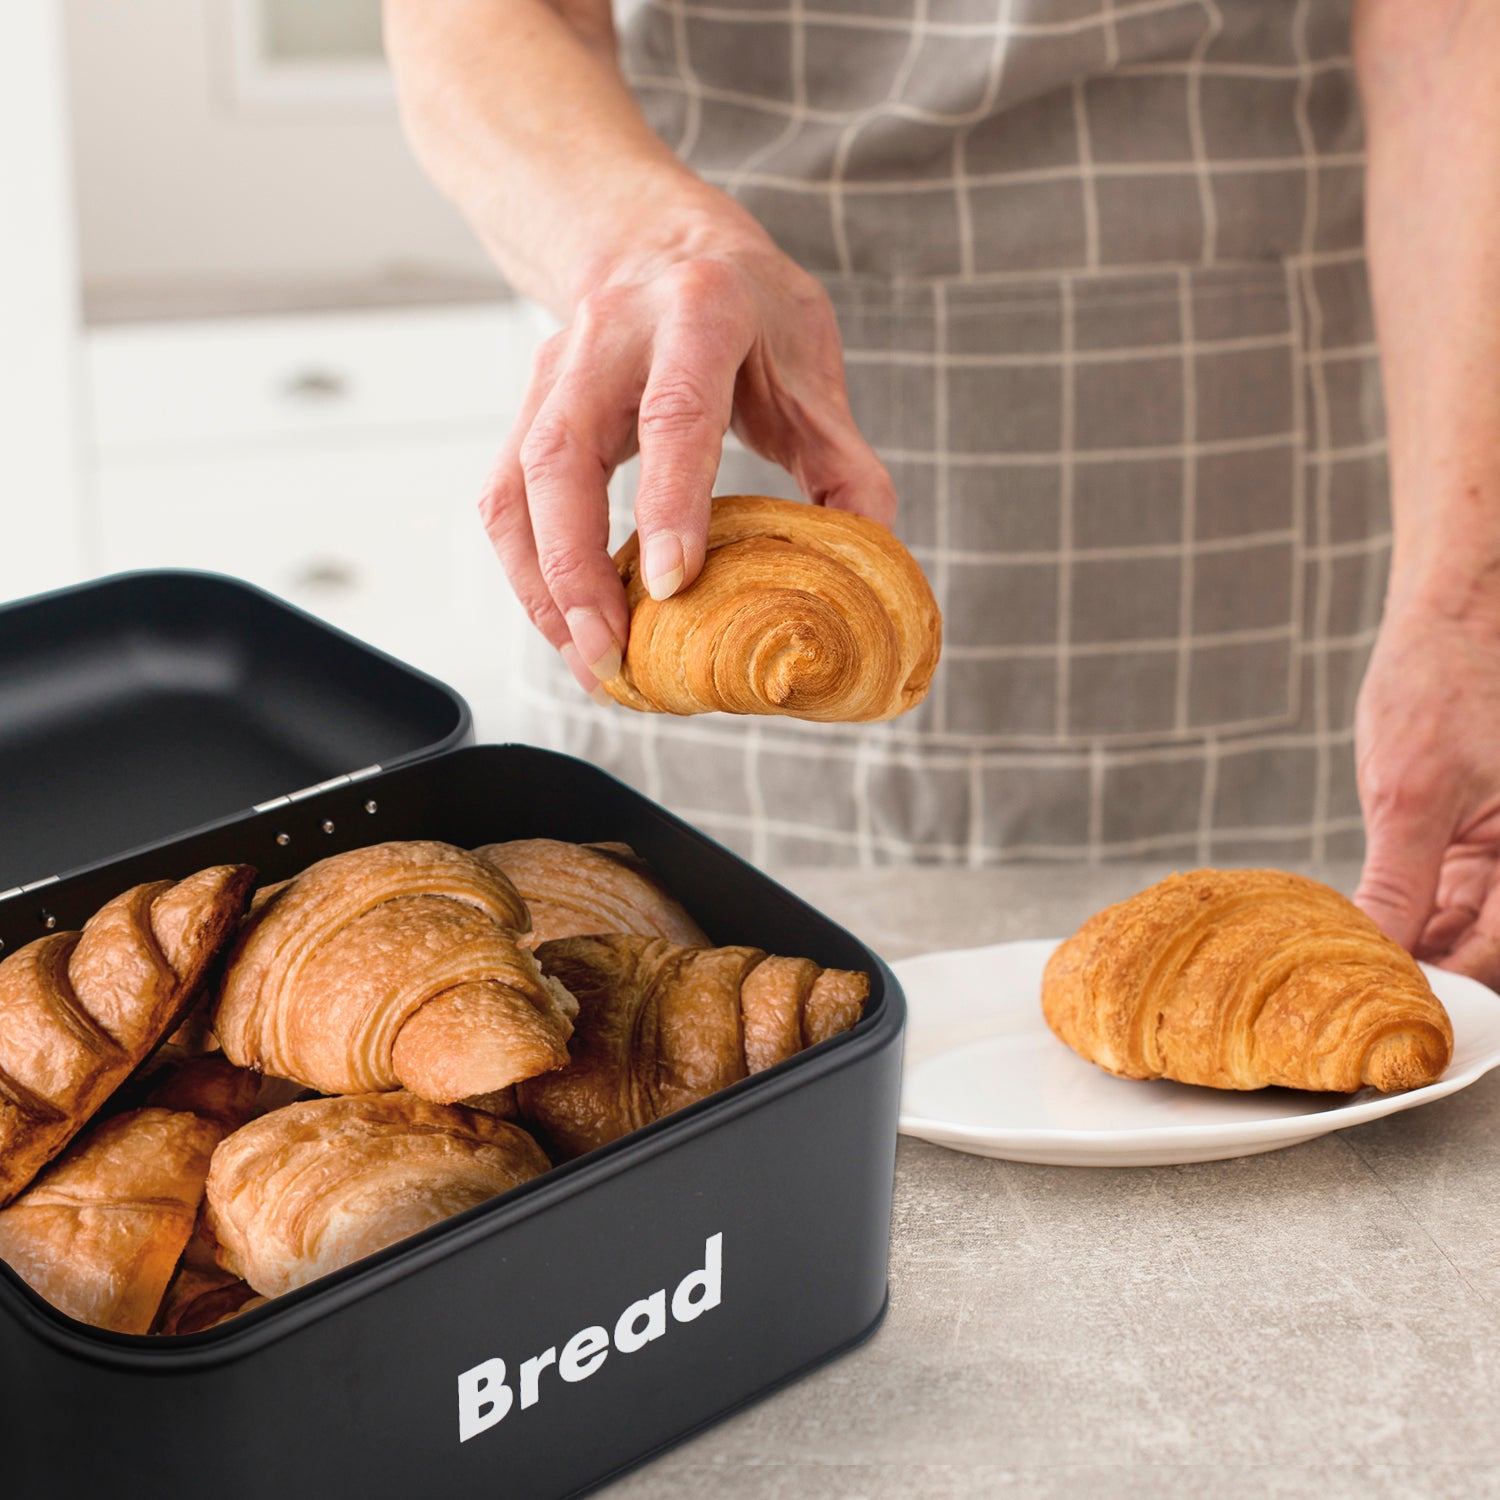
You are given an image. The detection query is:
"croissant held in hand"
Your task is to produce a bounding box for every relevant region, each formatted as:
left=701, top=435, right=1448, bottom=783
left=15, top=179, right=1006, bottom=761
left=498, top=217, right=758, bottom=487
left=205, top=1092, right=551, bottom=1299
left=601, top=494, right=941, bottom=722
left=213, top=842, right=578, bottom=1104
left=518, top=935, right=869, bottom=1159
left=1042, top=868, right=1454, bottom=1094
left=0, top=863, right=255, bottom=1206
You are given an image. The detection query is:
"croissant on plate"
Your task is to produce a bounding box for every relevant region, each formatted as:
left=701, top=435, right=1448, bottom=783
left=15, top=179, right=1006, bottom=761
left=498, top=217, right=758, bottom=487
left=601, top=494, right=942, bottom=722
left=1041, top=868, right=1454, bottom=1093
left=473, top=839, right=709, bottom=948
left=205, top=1092, right=551, bottom=1299
left=0, top=863, right=255, bottom=1206
left=518, top=935, right=870, bottom=1159
left=0, top=1107, right=223, bottom=1334
left=211, top=842, right=578, bottom=1104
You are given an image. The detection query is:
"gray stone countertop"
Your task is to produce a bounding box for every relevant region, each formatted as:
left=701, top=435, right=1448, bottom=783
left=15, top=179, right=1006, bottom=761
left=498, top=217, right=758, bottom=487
left=605, top=862, right=1500, bottom=1500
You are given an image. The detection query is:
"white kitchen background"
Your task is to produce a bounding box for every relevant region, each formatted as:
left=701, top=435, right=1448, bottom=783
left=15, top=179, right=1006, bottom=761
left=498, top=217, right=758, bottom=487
left=0, top=0, right=581, bottom=740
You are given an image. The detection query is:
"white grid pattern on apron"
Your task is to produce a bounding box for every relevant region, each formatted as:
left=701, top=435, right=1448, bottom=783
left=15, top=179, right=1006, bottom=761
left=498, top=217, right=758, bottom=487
left=514, top=0, right=1387, bottom=867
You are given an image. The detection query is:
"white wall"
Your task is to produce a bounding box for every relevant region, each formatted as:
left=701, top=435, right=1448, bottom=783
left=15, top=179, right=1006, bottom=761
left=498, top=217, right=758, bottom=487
left=0, top=0, right=83, bottom=599
left=63, top=0, right=497, bottom=290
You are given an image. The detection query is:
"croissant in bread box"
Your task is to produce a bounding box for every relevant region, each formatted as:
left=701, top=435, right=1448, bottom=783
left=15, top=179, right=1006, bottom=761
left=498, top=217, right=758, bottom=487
left=0, top=863, right=255, bottom=1206
left=0, top=1055, right=262, bottom=1335
left=205, top=1092, right=551, bottom=1299
left=473, top=838, right=708, bottom=948
left=1042, top=868, right=1454, bottom=1094
left=601, top=494, right=941, bottom=722
left=519, top=934, right=869, bottom=1159
left=211, top=841, right=578, bottom=1103
left=0, top=836, right=874, bottom=1332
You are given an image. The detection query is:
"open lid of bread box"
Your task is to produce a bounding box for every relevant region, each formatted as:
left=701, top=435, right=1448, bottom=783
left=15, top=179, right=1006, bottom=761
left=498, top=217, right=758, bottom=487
left=0, top=569, right=472, bottom=897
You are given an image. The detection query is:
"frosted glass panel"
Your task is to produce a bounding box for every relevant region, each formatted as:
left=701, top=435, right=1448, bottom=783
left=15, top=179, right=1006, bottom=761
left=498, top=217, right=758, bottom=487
left=262, top=0, right=383, bottom=62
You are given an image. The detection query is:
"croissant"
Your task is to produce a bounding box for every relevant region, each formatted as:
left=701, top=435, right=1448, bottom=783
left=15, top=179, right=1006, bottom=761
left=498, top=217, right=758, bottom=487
left=156, top=1262, right=264, bottom=1335
left=212, top=841, right=578, bottom=1104
left=1041, top=868, right=1454, bottom=1093
left=518, top=935, right=869, bottom=1159
left=141, top=1054, right=262, bottom=1135
left=0, top=1107, right=222, bottom=1333
left=472, top=839, right=709, bottom=948
left=0, top=863, right=255, bottom=1206
left=204, top=1092, right=551, bottom=1299
left=154, top=1199, right=264, bottom=1336
left=601, top=494, right=941, bottom=722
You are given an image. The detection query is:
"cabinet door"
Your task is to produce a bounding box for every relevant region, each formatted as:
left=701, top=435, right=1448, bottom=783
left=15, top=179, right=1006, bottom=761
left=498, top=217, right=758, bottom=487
left=95, top=437, right=531, bottom=738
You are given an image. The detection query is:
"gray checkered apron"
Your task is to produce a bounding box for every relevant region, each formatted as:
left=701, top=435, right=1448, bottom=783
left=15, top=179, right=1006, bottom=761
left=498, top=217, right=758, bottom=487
left=515, top=0, right=1387, bottom=868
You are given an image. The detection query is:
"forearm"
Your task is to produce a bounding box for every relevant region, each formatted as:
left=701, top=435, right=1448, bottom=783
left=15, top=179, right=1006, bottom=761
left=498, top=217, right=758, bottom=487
left=1355, top=0, right=1500, bottom=624
left=384, top=0, right=766, bottom=317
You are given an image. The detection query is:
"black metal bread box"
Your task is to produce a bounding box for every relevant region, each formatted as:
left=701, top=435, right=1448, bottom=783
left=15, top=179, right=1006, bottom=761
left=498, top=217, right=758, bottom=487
left=0, top=572, right=903, bottom=1500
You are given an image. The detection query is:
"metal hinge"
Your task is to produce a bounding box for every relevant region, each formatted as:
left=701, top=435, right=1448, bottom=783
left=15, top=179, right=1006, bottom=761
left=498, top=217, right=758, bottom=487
left=254, top=764, right=382, bottom=814
left=0, top=874, right=61, bottom=906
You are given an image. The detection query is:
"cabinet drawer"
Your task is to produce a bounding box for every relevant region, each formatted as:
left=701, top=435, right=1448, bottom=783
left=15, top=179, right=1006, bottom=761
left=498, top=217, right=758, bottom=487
left=85, top=302, right=546, bottom=451
left=93, top=439, right=521, bottom=680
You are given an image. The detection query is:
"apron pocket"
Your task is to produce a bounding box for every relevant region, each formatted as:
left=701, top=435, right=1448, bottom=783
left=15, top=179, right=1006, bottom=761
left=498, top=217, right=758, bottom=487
left=818, top=264, right=1307, bottom=748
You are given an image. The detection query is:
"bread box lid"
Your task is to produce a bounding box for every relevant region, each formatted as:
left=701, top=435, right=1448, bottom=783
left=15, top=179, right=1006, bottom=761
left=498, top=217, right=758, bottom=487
left=0, top=569, right=471, bottom=894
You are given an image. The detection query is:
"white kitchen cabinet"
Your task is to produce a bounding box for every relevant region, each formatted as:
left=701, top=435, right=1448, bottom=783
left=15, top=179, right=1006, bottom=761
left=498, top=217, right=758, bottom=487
left=86, top=305, right=526, bottom=450
left=84, top=300, right=548, bottom=739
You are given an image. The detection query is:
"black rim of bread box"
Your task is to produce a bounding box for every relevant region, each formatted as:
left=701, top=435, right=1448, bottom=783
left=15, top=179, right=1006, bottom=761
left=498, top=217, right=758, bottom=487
left=0, top=743, right=904, bottom=1500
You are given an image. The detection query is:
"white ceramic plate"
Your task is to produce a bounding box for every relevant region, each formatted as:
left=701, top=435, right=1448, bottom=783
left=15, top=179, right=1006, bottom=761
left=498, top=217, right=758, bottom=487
left=895, top=938, right=1500, bottom=1167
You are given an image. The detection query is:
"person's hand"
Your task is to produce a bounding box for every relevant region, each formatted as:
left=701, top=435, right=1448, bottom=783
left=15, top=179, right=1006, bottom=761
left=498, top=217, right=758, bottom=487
left=1353, top=601, right=1500, bottom=984
left=478, top=215, right=897, bottom=697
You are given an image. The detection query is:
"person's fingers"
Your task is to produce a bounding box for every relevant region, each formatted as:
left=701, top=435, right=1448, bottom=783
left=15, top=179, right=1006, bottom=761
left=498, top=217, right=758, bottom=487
left=478, top=340, right=610, bottom=701
left=1353, top=789, right=1449, bottom=952
left=1413, top=847, right=1491, bottom=959
left=1413, top=846, right=1500, bottom=969
left=632, top=263, right=753, bottom=600
left=778, top=286, right=897, bottom=526
left=521, top=338, right=641, bottom=680
left=479, top=346, right=568, bottom=650
left=734, top=280, right=898, bottom=528
left=1435, top=878, right=1500, bottom=986
left=787, top=402, right=899, bottom=528
left=1416, top=904, right=1474, bottom=963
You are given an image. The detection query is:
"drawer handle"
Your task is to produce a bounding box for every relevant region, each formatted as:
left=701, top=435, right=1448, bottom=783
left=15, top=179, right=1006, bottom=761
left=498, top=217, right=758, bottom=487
left=281, top=368, right=350, bottom=402
left=289, top=559, right=359, bottom=594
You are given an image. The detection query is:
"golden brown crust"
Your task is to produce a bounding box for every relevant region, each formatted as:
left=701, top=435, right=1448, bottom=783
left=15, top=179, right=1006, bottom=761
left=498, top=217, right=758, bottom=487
left=602, top=495, right=942, bottom=722
left=0, top=1108, right=221, bottom=1333
left=388, top=982, right=571, bottom=1104
left=740, top=955, right=818, bottom=1075
left=0, top=864, right=255, bottom=1205
left=1041, top=868, right=1455, bottom=1093
left=211, top=842, right=576, bottom=1102
left=519, top=936, right=870, bottom=1159
left=204, top=1092, right=551, bottom=1299
left=473, top=839, right=709, bottom=948
left=458, top=1086, right=520, bottom=1120
left=154, top=1261, right=262, bottom=1336
left=143, top=1056, right=261, bottom=1136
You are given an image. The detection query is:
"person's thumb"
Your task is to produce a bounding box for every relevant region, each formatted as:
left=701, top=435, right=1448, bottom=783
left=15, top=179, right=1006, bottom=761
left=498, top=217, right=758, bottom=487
left=1353, top=798, right=1447, bottom=953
